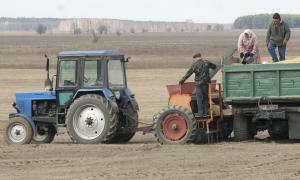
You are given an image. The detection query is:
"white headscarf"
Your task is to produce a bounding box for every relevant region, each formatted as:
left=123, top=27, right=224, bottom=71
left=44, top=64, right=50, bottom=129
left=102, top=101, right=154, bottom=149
left=243, top=29, right=253, bottom=38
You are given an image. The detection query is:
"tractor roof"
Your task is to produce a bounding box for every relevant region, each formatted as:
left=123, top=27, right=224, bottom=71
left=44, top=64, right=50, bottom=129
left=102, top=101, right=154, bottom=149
left=58, top=50, right=124, bottom=58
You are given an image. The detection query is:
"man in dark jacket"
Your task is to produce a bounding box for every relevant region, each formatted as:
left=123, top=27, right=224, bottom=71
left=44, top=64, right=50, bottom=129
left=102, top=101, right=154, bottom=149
left=266, top=12, right=291, bottom=62
left=179, top=53, right=216, bottom=117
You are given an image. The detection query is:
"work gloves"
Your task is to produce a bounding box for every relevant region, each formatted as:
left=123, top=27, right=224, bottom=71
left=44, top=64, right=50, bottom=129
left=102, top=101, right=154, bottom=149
left=241, top=52, right=255, bottom=64
left=240, top=53, right=244, bottom=59
left=247, top=52, right=254, bottom=57
left=241, top=52, right=254, bottom=59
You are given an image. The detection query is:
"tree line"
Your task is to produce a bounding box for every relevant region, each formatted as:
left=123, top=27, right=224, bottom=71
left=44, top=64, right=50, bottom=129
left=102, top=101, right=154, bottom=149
left=0, top=17, right=60, bottom=31
left=233, top=14, right=300, bottom=29
left=0, top=17, right=226, bottom=34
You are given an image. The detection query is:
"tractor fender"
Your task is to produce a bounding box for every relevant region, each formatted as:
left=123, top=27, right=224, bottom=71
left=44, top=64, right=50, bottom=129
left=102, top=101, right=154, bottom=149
left=9, top=113, right=37, bottom=133
left=122, top=88, right=139, bottom=111
left=73, top=88, right=115, bottom=101
left=102, top=88, right=116, bottom=100
left=129, top=98, right=139, bottom=111
left=72, top=88, right=118, bottom=113
left=102, top=88, right=119, bottom=113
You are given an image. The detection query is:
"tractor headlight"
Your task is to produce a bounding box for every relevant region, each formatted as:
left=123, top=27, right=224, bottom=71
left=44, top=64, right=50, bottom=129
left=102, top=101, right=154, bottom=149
left=114, top=91, right=121, bottom=100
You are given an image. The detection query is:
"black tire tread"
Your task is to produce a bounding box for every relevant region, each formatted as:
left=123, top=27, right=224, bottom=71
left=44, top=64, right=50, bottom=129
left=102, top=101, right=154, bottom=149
left=233, top=113, right=250, bottom=141
left=108, top=104, right=138, bottom=143
left=31, top=123, right=56, bottom=144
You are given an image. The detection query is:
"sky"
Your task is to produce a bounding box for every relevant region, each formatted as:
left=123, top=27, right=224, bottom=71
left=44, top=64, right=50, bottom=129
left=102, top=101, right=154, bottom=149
left=1, top=0, right=299, bottom=23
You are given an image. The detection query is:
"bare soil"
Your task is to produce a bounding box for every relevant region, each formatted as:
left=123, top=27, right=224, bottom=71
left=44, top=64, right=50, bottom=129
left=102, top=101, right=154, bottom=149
left=1, top=30, right=300, bottom=69
left=0, top=32, right=300, bottom=180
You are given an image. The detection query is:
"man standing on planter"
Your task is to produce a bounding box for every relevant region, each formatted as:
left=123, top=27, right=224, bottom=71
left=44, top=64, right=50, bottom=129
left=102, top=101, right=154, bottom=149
left=266, top=12, right=291, bottom=62
left=179, top=53, right=216, bottom=117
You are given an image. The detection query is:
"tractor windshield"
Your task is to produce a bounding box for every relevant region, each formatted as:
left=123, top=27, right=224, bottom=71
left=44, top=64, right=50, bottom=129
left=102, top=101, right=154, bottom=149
left=83, top=60, right=104, bottom=87
left=108, top=60, right=125, bottom=88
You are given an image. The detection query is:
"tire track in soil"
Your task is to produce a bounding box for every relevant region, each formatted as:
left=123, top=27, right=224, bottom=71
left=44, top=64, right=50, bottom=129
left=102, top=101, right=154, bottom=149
left=0, top=159, right=72, bottom=168
left=246, top=156, right=300, bottom=170
left=287, top=171, right=300, bottom=179
left=45, top=147, right=164, bottom=180
left=187, top=153, right=300, bottom=179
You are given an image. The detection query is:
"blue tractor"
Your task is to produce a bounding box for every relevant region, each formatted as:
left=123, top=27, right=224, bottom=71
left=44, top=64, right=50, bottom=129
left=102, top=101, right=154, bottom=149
left=5, top=50, right=139, bottom=144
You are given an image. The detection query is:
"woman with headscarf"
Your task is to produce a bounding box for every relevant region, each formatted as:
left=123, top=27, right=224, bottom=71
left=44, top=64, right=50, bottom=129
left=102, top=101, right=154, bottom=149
left=238, top=29, right=261, bottom=64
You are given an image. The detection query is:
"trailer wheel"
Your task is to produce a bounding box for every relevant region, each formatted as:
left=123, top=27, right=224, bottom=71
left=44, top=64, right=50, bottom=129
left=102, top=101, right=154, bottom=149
left=268, top=131, right=288, bottom=139
left=194, top=130, right=208, bottom=144
left=31, top=123, right=56, bottom=144
left=219, top=118, right=233, bottom=140
left=5, top=117, right=33, bottom=145
left=109, top=104, right=138, bottom=143
left=268, top=119, right=288, bottom=139
left=154, top=105, right=197, bottom=144
left=233, top=112, right=251, bottom=141
left=66, top=94, right=118, bottom=144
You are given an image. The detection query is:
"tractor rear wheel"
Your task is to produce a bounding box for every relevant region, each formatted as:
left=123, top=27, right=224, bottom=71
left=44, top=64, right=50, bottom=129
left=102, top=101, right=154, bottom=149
left=154, top=105, right=197, bottom=144
left=109, top=104, right=138, bottom=143
left=31, top=123, right=56, bottom=144
left=233, top=112, right=251, bottom=141
left=5, top=117, right=33, bottom=145
left=66, top=94, right=118, bottom=144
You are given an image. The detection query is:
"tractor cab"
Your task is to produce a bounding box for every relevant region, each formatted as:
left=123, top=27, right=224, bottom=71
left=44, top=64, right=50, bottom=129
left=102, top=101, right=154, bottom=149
left=55, top=50, right=128, bottom=108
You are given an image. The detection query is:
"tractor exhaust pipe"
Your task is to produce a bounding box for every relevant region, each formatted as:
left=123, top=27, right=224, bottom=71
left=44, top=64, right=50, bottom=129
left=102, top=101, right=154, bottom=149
left=44, top=54, right=53, bottom=91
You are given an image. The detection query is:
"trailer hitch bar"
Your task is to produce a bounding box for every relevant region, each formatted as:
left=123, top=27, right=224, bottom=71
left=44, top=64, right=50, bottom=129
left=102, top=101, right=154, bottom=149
left=135, top=121, right=155, bottom=135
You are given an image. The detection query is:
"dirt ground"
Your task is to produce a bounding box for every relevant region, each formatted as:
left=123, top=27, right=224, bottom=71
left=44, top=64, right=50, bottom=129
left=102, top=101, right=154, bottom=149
left=0, top=32, right=300, bottom=180
left=0, top=68, right=300, bottom=180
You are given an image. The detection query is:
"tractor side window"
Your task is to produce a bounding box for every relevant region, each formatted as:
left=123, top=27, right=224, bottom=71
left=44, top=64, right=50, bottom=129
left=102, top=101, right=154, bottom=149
left=59, top=60, right=76, bottom=87
left=108, top=60, right=125, bottom=87
left=84, top=60, right=104, bottom=87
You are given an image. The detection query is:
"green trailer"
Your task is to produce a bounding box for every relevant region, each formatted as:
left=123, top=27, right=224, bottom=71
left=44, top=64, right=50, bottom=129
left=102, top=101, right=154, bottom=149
left=223, top=63, right=300, bottom=141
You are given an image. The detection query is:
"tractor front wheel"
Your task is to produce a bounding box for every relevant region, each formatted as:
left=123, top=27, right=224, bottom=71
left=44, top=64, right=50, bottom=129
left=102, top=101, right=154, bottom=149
left=31, top=123, right=56, bottom=144
left=5, top=117, right=33, bottom=145
left=66, top=94, right=118, bottom=144
left=154, top=105, right=197, bottom=144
